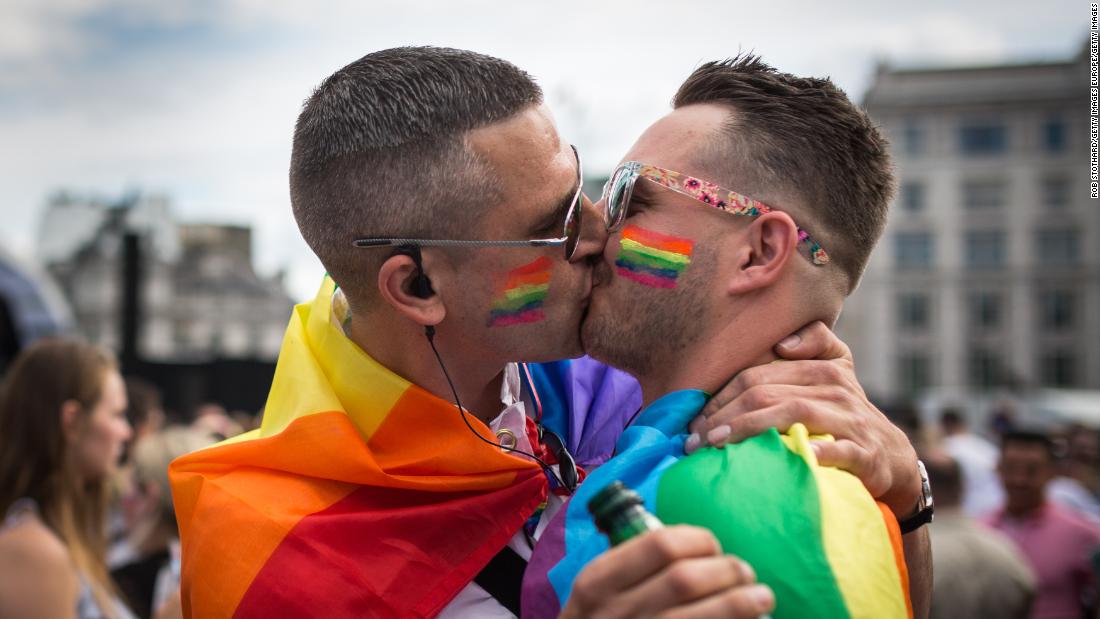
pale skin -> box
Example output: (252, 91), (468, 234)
(0, 370), (141, 619)
(354, 103), (926, 617)
(0, 521), (81, 619)
(575, 103), (930, 618)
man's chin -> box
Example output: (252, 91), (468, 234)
(518, 317), (585, 363)
(579, 283), (609, 348)
(579, 311), (613, 363)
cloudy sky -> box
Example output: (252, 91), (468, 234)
(0, 0), (1084, 301)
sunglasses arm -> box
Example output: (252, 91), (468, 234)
(352, 237), (567, 249)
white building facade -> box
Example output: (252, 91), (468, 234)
(41, 193), (292, 362)
(838, 46), (1099, 403)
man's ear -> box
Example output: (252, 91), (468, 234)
(377, 254), (447, 328)
(60, 399), (82, 444)
(729, 211), (798, 295)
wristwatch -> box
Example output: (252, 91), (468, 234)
(898, 459), (934, 534)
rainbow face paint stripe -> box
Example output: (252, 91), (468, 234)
(615, 225), (693, 289)
(488, 256), (553, 327)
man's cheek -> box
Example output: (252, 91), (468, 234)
(614, 224), (694, 289)
(486, 256), (552, 327)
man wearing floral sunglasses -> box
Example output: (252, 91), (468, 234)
(522, 55), (931, 618)
(171, 47), (926, 618)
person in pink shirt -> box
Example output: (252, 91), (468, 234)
(985, 430), (1100, 619)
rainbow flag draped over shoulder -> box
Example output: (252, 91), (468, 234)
(524, 357), (642, 470)
(169, 277), (548, 618)
(522, 390), (912, 619)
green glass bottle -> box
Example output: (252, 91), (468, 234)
(587, 480), (664, 546)
(588, 480), (773, 619)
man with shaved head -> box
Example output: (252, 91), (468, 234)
(172, 47), (928, 618)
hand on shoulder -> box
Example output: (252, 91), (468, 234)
(688, 320), (922, 517)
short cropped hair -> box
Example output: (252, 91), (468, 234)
(940, 408), (965, 432)
(673, 55), (895, 291)
(922, 453), (963, 507)
(1001, 430), (1056, 461)
(290, 46), (543, 303)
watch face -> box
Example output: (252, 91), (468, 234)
(917, 459), (934, 509)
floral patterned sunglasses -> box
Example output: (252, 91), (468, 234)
(602, 161), (829, 266)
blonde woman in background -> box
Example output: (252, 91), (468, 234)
(113, 427), (214, 618)
(0, 338), (135, 619)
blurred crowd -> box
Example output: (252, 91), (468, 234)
(0, 337), (259, 619)
(0, 336), (1098, 618)
(899, 404), (1100, 619)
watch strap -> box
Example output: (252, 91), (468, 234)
(898, 504), (934, 534)
(898, 459), (934, 534)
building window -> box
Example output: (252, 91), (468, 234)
(895, 232), (934, 270)
(901, 182), (925, 212)
(897, 352), (931, 395)
(965, 230), (1005, 270)
(1035, 228), (1080, 266)
(961, 179), (1004, 209)
(1043, 117), (1066, 153)
(968, 347), (1002, 389)
(897, 292), (930, 331)
(902, 119), (924, 156)
(172, 319), (190, 348)
(959, 121), (1007, 155)
(1041, 177), (1069, 208)
(1039, 350), (1076, 387)
(967, 291), (1002, 331)
(1038, 290), (1076, 331)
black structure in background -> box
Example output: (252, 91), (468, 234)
(125, 358), (275, 423)
(117, 232), (276, 423)
(120, 233), (141, 370)
(0, 297), (19, 375)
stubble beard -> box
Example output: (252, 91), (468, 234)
(582, 264), (709, 380)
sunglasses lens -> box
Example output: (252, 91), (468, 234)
(607, 168), (632, 230)
(541, 427), (577, 491)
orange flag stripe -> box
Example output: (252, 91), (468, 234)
(503, 270), (552, 290)
(171, 413), (365, 617)
(621, 225), (694, 254)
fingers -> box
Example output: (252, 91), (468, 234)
(572, 526), (722, 599)
(697, 359), (858, 422)
(695, 384), (856, 440)
(773, 321), (852, 362)
(657, 583), (775, 619)
(567, 527), (770, 619)
(719, 403), (819, 446)
(810, 439), (887, 497)
(623, 555), (760, 614)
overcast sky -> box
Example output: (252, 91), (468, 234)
(0, 0), (1084, 301)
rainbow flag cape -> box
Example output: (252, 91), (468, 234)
(524, 357), (642, 470)
(169, 277), (550, 618)
(522, 390), (912, 619)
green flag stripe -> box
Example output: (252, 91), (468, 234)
(655, 429), (851, 619)
(492, 289), (548, 312)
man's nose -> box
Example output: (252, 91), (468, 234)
(569, 194), (609, 264)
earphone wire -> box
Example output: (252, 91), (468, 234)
(403, 241), (571, 492)
(424, 330), (572, 492)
